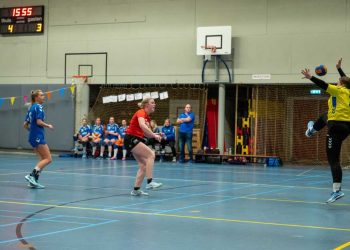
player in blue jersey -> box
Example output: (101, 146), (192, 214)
(104, 117), (120, 159)
(91, 117), (105, 159)
(112, 119), (128, 160)
(78, 118), (91, 158)
(161, 119), (177, 162)
(23, 90), (54, 188)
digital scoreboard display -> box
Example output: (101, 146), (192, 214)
(0, 6), (44, 35)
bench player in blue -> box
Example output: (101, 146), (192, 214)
(104, 116), (120, 159)
(23, 90), (54, 188)
(91, 117), (105, 159)
(78, 118), (91, 158)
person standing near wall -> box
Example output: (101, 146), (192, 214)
(23, 90), (54, 188)
(124, 98), (163, 196)
(177, 104), (195, 163)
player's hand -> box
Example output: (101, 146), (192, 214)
(336, 58), (343, 69)
(47, 124), (54, 130)
(154, 133), (162, 142)
(301, 68), (312, 79)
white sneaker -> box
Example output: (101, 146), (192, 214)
(131, 190), (149, 196)
(172, 157), (177, 162)
(305, 121), (316, 137)
(146, 181), (163, 189)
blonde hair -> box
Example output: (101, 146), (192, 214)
(31, 90), (42, 104)
(138, 97), (153, 108)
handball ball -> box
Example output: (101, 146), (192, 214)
(315, 65), (327, 76)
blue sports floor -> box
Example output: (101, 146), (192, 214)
(0, 154), (350, 250)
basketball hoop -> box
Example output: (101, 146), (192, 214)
(72, 75), (88, 83)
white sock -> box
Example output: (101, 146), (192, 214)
(333, 183), (341, 192)
(92, 147), (96, 155)
(34, 166), (41, 172)
(108, 152), (111, 158)
(114, 148), (118, 158)
(83, 146), (86, 154)
(123, 149), (126, 158)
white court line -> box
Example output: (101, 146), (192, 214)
(0, 172), (28, 176)
(296, 168), (314, 176)
(43, 170), (343, 191)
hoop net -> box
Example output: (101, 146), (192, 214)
(72, 75), (88, 84)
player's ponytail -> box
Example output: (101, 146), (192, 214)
(138, 97), (153, 108)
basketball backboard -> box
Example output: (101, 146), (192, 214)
(196, 26), (232, 56)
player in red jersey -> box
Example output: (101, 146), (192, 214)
(124, 97), (163, 196)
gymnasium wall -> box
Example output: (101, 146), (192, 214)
(1, 0), (350, 85)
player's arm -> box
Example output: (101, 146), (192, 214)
(301, 68), (328, 90)
(336, 58), (346, 77)
(138, 117), (161, 141)
(37, 119), (54, 129)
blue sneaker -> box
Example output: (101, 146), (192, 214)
(326, 191), (344, 203)
(305, 121), (316, 137)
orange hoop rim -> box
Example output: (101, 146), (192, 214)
(72, 75), (89, 83)
(201, 45), (217, 53)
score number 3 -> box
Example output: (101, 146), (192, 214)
(36, 23), (42, 32)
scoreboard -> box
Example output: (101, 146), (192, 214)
(0, 6), (44, 35)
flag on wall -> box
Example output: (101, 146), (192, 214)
(23, 95), (28, 103)
(46, 91), (52, 100)
(10, 97), (16, 106)
(0, 98), (4, 107)
(70, 85), (75, 95)
(59, 88), (65, 97)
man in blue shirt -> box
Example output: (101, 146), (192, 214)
(177, 104), (195, 163)
(78, 118), (91, 158)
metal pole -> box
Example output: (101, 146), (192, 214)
(217, 83), (225, 153)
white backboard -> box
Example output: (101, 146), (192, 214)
(196, 26), (232, 55)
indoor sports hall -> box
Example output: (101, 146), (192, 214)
(1, 1), (350, 250)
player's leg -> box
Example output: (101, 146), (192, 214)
(325, 121), (349, 203)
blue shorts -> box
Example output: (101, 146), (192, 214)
(29, 136), (46, 148)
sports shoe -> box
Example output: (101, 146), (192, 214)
(122, 157), (126, 161)
(110, 156), (116, 160)
(305, 121), (316, 137)
(131, 190), (149, 196)
(326, 191), (344, 203)
(25, 174), (38, 186)
(82, 154), (87, 159)
(172, 157), (177, 162)
(146, 181), (163, 189)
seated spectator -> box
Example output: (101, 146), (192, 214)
(112, 119), (128, 160)
(104, 117), (120, 159)
(91, 117), (104, 159)
(161, 119), (177, 162)
(77, 118), (91, 158)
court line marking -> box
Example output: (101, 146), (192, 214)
(0, 200), (349, 234)
(0, 216), (61, 228)
(0, 209), (112, 221)
(243, 197), (350, 207)
(42, 170), (350, 191)
(334, 241), (350, 250)
(156, 187), (292, 214)
(0, 172), (28, 176)
(297, 168), (314, 176)
(104, 184), (257, 210)
(0, 220), (118, 244)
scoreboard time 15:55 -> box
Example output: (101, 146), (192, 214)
(0, 6), (44, 35)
